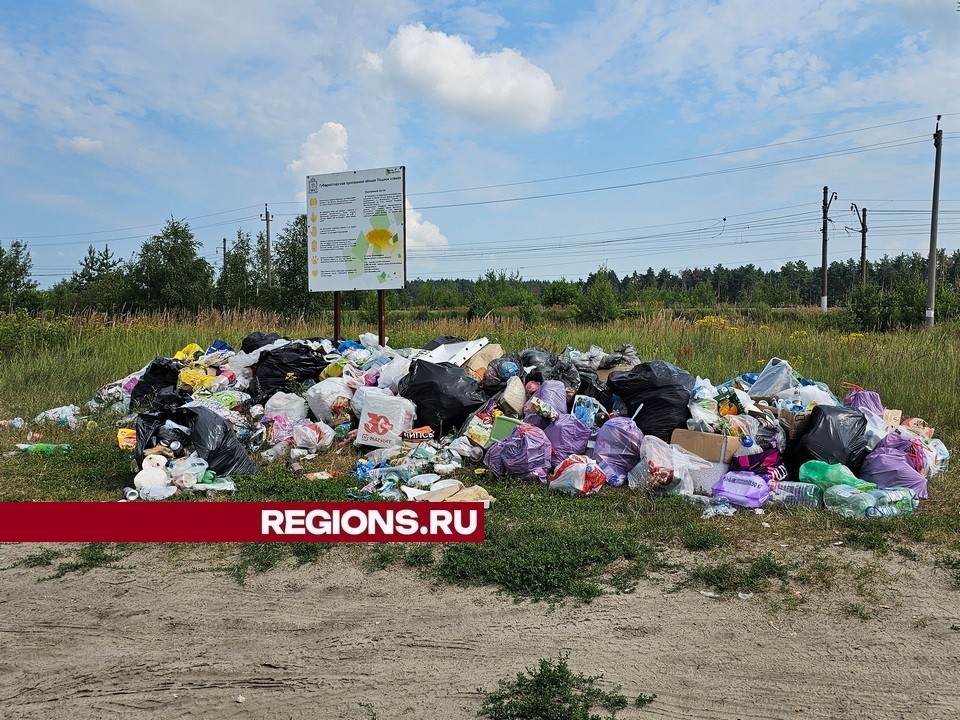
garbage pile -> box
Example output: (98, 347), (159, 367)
(63, 332), (947, 516)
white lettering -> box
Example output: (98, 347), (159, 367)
(430, 509), (454, 535)
(286, 509), (306, 535)
(261, 509), (284, 535)
(368, 510), (393, 535)
(306, 509), (331, 534)
(394, 509), (419, 535)
(341, 509), (367, 534)
(453, 509), (479, 536)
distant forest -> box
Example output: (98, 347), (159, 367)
(3, 215), (959, 331)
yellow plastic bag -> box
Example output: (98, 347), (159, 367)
(179, 366), (217, 390)
(174, 343), (204, 361)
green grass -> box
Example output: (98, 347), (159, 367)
(477, 654), (637, 720)
(0, 310), (958, 602)
(684, 553), (792, 595)
(45, 543), (126, 579)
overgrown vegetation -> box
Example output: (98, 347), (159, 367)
(477, 654), (641, 720)
(0, 311), (958, 604)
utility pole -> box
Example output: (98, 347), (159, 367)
(851, 204), (868, 287)
(925, 116), (944, 327)
(261, 203), (274, 288)
(821, 185), (837, 311)
(221, 237), (227, 282)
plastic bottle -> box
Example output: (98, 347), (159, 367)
(929, 439), (949, 473)
(767, 481), (823, 508)
(262, 441), (291, 463)
(16, 443), (71, 455)
(865, 488), (918, 519)
(823, 485), (878, 519)
(733, 436), (763, 457)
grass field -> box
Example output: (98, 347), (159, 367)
(1, 308), (958, 604)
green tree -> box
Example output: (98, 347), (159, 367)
(541, 279), (581, 306)
(0, 240), (38, 309)
(576, 265), (621, 323)
(127, 217), (214, 310)
(217, 229), (258, 308)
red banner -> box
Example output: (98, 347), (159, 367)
(0, 502), (485, 543)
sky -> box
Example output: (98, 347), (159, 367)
(1, 0), (959, 289)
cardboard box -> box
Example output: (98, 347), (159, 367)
(778, 409), (810, 440)
(670, 428), (742, 463)
(463, 343), (504, 379)
(883, 409), (903, 427)
(597, 365), (634, 383)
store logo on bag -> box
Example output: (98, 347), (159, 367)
(363, 413), (394, 436)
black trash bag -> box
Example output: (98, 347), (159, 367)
(398, 360), (487, 437)
(481, 353), (524, 396)
(240, 331), (284, 355)
(787, 405), (869, 478)
(151, 388), (190, 413)
(599, 343), (640, 369)
(130, 357), (184, 409)
(422, 335), (466, 351)
(577, 369), (613, 411)
(135, 406), (260, 476)
(541, 356), (581, 396)
(248, 342), (328, 403)
(607, 360), (695, 441)
(520, 347), (558, 383)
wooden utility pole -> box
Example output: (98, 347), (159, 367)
(925, 116), (944, 327)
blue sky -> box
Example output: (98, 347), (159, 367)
(1, 0), (958, 288)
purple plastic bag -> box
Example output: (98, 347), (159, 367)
(876, 432), (927, 473)
(590, 416), (644, 487)
(523, 380), (568, 429)
(859, 446), (928, 499)
(712, 471), (770, 508)
(483, 424), (553, 482)
(843, 386), (885, 425)
(543, 414), (591, 467)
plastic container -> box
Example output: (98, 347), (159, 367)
(16, 443), (71, 455)
(865, 488), (918, 518)
(733, 436), (763, 458)
(929, 439), (949, 474)
(767, 481), (822, 508)
(823, 485), (877, 519)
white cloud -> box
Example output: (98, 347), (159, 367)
(405, 199), (449, 251)
(370, 23), (561, 130)
(287, 122), (349, 176)
(55, 136), (105, 154)
(448, 5), (507, 44)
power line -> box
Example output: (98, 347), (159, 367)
(410, 115), (942, 197)
(416, 136), (930, 210)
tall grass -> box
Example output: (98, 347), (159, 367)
(2, 309), (958, 448)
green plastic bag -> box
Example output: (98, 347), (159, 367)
(798, 460), (876, 491)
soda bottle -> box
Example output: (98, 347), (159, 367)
(823, 485), (877, 519)
(16, 443), (71, 454)
(865, 488), (918, 519)
(768, 481), (823, 508)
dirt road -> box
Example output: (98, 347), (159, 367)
(2, 543), (959, 719)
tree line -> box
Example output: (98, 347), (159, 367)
(2, 214), (959, 331)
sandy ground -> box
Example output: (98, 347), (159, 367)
(1, 543), (959, 720)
